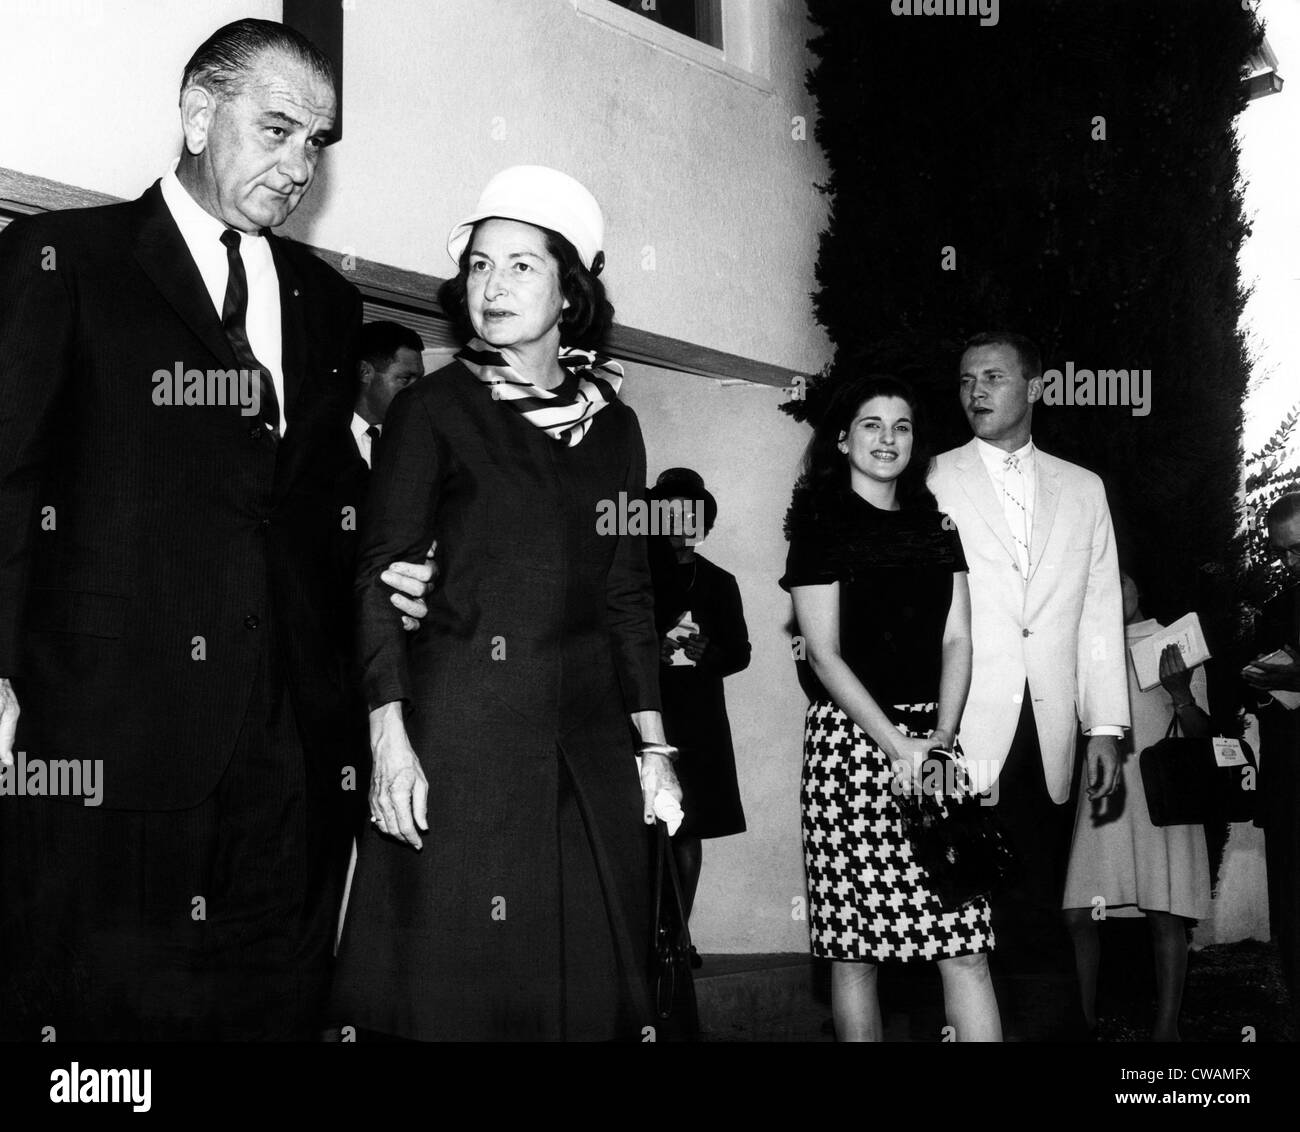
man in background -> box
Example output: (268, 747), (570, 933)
(1243, 492), (1300, 1034)
(351, 320), (424, 468)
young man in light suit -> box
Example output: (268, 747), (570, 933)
(928, 331), (1128, 1040)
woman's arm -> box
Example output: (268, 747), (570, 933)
(356, 387), (442, 849)
(603, 413), (661, 716)
(792, 582), (933, 771)
(931, 571), (972, 749)
(355, 388), (443, 712)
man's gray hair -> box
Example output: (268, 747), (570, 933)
(179, 18), (335, 103)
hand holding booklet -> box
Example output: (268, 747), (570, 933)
(1128, 612), (1211, 692)
(666, 611), (699, 667)
(1243, 646), (1300, 710)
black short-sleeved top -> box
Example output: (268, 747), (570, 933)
(779, 488), (967, 713)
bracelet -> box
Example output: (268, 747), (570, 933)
(638, 742), (680, 761)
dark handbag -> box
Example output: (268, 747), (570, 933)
(1139, 714), (1257, 826)
(893, 749), (1019, 912)
(648, 819), (700, 1040)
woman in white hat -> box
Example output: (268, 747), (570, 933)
(333, 166), (681, 1041)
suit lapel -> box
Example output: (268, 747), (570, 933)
(1028, 453), (1062, 583)
(131, 182), (238, 370)
(953, 439), (1019, 567)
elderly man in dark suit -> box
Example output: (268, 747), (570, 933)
(0, 18), (429, 1041)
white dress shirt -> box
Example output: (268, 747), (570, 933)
(351, 412), (377, 469)
(974, 436), (1036, 539)
(159, 168), (287, 434)
(974, 437), (1121, 738)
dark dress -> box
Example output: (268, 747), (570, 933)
(332, 360), (660, 1041)
(650, 548), (750, 839)
(780, 488), (993, 962)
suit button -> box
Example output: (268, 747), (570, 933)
(244, 615), (260, 630)
(1022, 628), (1031, 637)
(259, 518), (271, 529)
(248, 425), (263, 441)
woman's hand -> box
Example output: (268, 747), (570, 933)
(927, 726), (955, 751)
(368, 702), (429, 850)
(1158, 643), (1194, 702)
(681, 632), (710, 664)
(887, 733), (939, 792)
(640, 752), (683, 825)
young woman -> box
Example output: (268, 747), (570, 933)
(780, 374), (1000, 1041)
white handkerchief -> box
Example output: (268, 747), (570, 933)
(635, 756), (685, 836)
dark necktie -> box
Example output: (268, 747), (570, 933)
(219, 229), (281, 439)
(365, 424), (381, 441)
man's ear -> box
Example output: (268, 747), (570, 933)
(357, 360), (375, 388)
(1026, 374), (1044, 405)
(179, 85), (216, 156)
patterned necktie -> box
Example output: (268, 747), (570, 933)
(1003, 453), (1031, 577)
(219, 229), (281, 439)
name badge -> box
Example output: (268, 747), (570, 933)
(1212, 738), (1247, 768)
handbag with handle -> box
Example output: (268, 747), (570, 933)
(648, 818), (700, 1040)
(1139, 714), (1257, 826)
(892, 748), (1019, 912)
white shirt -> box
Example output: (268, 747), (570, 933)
(351, 412), (378, 469)
(974, 436), (1036, 526)
(974, 437), (1122, 738)
(159, 168), (287, 434)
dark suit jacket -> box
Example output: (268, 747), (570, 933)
(0, 182), (363, 809)
(1254, 586), (1300, 833)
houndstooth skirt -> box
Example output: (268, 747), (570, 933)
(800, 699), (994, 963)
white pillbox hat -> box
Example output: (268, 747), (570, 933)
(446, 165), (605, 272)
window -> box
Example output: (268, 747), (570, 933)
(607, 0), (723, 50)
(575, 0), (771, 91)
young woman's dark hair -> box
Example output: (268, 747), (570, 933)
(437, 222), (615, 349)
(786, 373), (937, 533)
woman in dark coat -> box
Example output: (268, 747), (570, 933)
(333, 166), (682, 1041)
(648, 469), (750, 921)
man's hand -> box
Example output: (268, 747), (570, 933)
(368, 702), (428, 850)
(659, 637), (679, 664)
(0, 677), (18, 768)
(382, 539), (437, 632)
(1084, 734), (1121, 799)
(1242, 649), (1300, 693)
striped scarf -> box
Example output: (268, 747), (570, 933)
(455, 339), (624, 447)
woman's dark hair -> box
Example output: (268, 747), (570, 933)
(786, 373), (937, 530)
(437, 222), (615, 349)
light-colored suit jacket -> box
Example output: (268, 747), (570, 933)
(929, 439), (1129, 802)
